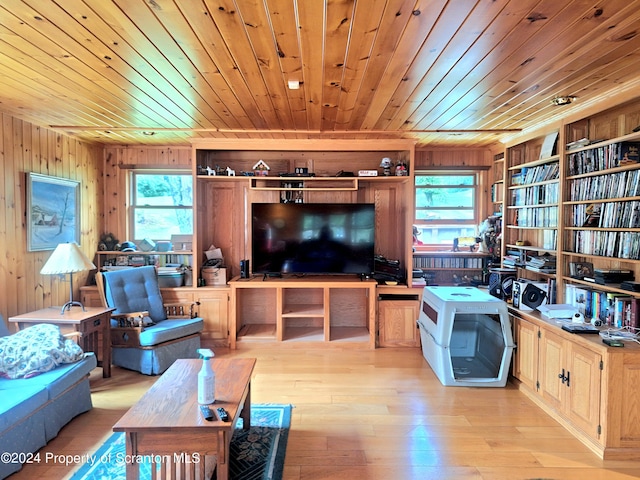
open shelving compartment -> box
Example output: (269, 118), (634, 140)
(281, 287), (326, 342)
(328, 287), (371, 342)
(229, 276), (377, 348)
(234, 287), (278, 342)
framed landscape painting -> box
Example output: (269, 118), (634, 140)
(27, 173), (81, 251)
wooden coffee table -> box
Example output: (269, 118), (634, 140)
(113, 358), (256, 480)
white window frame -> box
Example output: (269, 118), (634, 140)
(129, 170), (193, 242)
(413, 170), (481, 247)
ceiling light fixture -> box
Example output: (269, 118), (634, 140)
(287, 80), (300, 90)
(142, 131), (155, 135)
(551, 95), (577, 106)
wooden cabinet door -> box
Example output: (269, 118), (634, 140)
(512, 316), (538, 391)
(538, 329), (565, 411)
(197, 290), (229, 344)
(378, 300), (420, 347)
(538, 328), (602, 440)
(565, 343), (602, 440)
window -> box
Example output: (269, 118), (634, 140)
(130, 171), (193, 241)
(414, 171), (479, 246)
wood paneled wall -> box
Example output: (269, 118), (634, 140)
(415, 148), (492, 169)
(0, 114), (103, 327)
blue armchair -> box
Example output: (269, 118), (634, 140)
(97, 266), (204, 375)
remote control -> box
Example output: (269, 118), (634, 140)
(216, 407), (230, 422)
(200, 405), (214, 421)
(603, 338), (625, 347)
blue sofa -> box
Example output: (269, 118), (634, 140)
(0, 317), (97, 479)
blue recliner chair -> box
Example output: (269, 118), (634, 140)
(97, 266), (204, 375)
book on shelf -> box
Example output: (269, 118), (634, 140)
(540, 132), (559, 159)
(618, 142), (640, 165)
(566, 138), (591, 151)
(613, 296), (640, 328)
(629, 298), (640, 328)
(582, 204), (601, 227)
(614, 295), (632, 328)
(511, 172), (523, 186)
(502, 250), (524, 268)
(546, 277), (557, 304)
(565, 283), (635, 326)
(565, 284), (590, 316)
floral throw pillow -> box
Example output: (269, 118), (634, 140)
(0, 323), (84, 379)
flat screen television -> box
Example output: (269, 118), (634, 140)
(251, 203), (375, 276)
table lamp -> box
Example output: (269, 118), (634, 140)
(40, 242), (96, 314)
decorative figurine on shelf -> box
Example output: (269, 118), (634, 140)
(395, 161), (408, 176)
(99, 232), (119, 251)
(452, 236), (478, 252)
(226, 166), (236, 176)
(205, 166), (216, 176)
(380, 157), (393, 176)
(252, 159), (270, 176)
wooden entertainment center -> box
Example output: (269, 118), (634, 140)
(189, 139), (418, 348)
(190, 138), (416, 285)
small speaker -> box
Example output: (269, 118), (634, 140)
(521, 283), (547, 310)
(488, 269), (516, 300)
(240, 259), (250, 278)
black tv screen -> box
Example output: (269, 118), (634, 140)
(252, 203), (375, 275)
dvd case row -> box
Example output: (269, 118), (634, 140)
(567, 142), (640, 176)
(513, 206), (558, 228)
(511, 182), (558, 206)
(567, 168), (640, 202)
(571, 230), (640, 259)
(511, 162), (559, 185)
(412, 256), (485, 269)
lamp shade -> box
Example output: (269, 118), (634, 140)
(40, 242), (96, 275)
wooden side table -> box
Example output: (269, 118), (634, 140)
(9, 306), (114, 378)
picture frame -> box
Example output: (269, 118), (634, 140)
(27, 172), (80, 251)
(569, 261), (594, 279)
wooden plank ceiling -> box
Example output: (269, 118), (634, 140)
(1, 0), (640, 147)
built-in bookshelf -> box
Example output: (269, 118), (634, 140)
(503, 132), (559, 284)
(561, 100), (640, 319)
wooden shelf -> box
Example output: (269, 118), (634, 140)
(282, 304), (324, 317)
(250, 177), (359, 191)
(236, 324), (276, 342)
(507, 154), (560, 170)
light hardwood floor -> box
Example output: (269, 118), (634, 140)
(8, 345), (640, 480)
